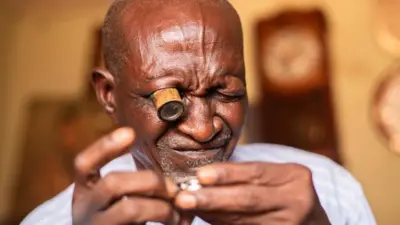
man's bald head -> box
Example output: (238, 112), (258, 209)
(101, 0), (242, 77)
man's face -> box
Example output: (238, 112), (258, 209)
(102, 4), (247, 182)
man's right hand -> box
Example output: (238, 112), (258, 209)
(71, 127), (180, 225)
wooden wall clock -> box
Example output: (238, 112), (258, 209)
(253, 9), (341, 163)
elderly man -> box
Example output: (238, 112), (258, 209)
(22, 0), (376, 224)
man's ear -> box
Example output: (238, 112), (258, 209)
(92, 69), (116, 116)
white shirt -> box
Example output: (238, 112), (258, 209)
(21, 144), (376, 225)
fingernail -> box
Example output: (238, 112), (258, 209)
(176, 192), (197, 209)
(197, 167), (218, 185)
(111, 127), (134, 143)
(165, 178), (179, 198)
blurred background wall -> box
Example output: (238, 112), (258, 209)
(0, 0), (399, 224)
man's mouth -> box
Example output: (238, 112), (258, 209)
(171, 147), (224, 160)
(155, 129), (232, 171)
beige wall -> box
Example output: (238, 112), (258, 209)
(0, 0), (399, 224)
(0, 3), (110, 219)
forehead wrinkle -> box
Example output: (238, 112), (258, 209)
(150, 19), (234, 81)
(141, 44), (232, 79)
(139, 37), (242, 81)
(141, 53), (196, 80)
(202, 26), (222, 78)
(196, 3), (207, 73)
(142, 26), (227, 80)
(152, 24), (226, 70)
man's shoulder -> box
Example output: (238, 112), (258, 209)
(231, 144), (364, 197)
(232, 144), (374, 223)
(232, 143), (348, 174)
(232, 143), (360, 188)
(232, 143), (337, 165)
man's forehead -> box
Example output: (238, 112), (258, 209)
(113, 0), (244, 80)
(119, 0), (241, 43)
(138, 21), (242, 74)
(123, 16), (242, 61)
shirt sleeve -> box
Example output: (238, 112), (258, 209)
(20, 185), (74, 225)
(333, 166), (377, 225)
(346, 184), (377, 225)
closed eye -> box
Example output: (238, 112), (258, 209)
(212, 91), (245, 102)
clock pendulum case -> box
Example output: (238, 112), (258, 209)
(253, 9), (341, 163)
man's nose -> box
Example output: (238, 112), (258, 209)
(177, 97), (223, 143)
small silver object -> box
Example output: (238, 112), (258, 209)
(178, 179), (202, 191)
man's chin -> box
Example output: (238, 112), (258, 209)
(158, 147), (228, 183)
(165, 172), (198, 183)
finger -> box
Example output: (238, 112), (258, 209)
(194, 211), (263, 225)
(176, 214), (195, 225)
(74, 127), (135, 185)
(91, 196), (177, 225)
(174, 185), (286, 212)
(89, 171), (178, 210)
(196, 162), (304, 186)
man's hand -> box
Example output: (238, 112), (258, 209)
(174, 162), (331, 225)
(71, 127), (180, 225)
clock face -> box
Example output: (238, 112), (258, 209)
(262, 27), (323, 91)
(373, 63), (400, 154)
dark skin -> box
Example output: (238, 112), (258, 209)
(72, 0), (331, 224)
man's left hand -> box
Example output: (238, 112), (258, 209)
(175, 162), (331, 225)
